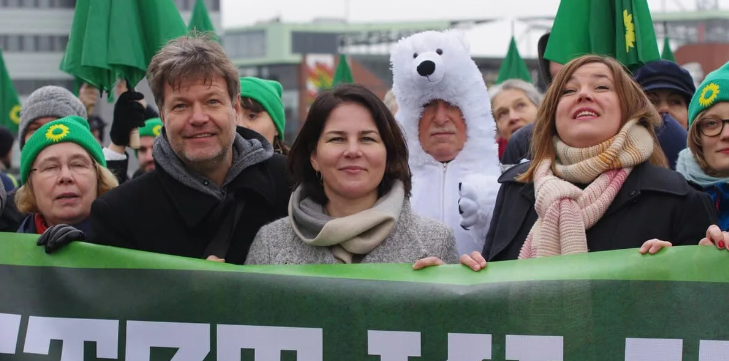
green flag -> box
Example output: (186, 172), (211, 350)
(188, 0), (218, 42)
(332, 54), (354, 86)
(544, 0), (660, 70)
(61, 0), (188, 93)
(0, 49), (21, 134)
(661, 37), (676, 62)
(496, 36), (532, 84)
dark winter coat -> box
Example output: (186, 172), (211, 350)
(483, 161), (716, 261)
(87, 129), (292, 265)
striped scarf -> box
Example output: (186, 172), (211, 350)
(518, 118), (655, 259)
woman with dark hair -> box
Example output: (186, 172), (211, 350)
(246, 84), (465, 268)
(482, 55), (715, 261)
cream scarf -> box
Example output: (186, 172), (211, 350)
(289, 181), (405, 264)
(518, 119), (655, 259)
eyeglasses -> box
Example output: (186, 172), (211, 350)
(698, 118), (729, 137)
(31, 160), (95, 180)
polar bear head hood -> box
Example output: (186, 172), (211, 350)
(391, 30), (499, 172)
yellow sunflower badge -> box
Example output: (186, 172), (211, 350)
(9, 104), (21, 125)
(45, 124), (70, 142)
(699, 83), (720, 107)
(623, 10), (636, 53)
(152, 125), (162, 137)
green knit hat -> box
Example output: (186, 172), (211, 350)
(20, 116), (106, 184)
(688, 61), (729, 128)
(240, 77), (285, 140)
(139, 117), (163, 138)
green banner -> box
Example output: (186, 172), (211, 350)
(1, 232), (729, 360)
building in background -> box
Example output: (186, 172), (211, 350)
(0, 0), (222, 171)
(223, 19), (517, 141)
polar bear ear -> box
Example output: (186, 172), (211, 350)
(446, 29), (470, 53)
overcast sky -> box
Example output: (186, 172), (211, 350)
(220, 0), (729, 57)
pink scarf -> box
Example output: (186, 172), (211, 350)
(518, 119), (655, 259)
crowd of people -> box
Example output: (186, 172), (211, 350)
(1, 28), (729, 270)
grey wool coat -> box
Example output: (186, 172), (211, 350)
(245, 201), (459, 265)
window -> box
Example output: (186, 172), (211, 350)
(12, 79), (75, 96)
(291, 32), (340, 54)
(224, 31), (266, 59)
(37, 35), (51, 51)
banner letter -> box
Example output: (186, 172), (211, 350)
(625, 338), (682, 361)
(217, 325), (322, 361)
(0, 313), (21, 354)
(505, 335), (563, 361)
(448, 333), (491, 361)
(126, 321), (210, 361)
(368, 330), (420, 361)
(699, 340), (729, 360)
(23, 316), (118, 361)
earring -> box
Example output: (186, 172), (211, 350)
(316, 171), (323, 184)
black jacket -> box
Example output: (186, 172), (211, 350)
(87, 140), (292, 265)
(0, 191), (23, 232)
(483, 161), (716, 261)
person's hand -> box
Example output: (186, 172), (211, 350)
(78, 83), (99, 114)
(699, 225), (729, 251)
(37, 224), (85, 254)
(110, 91), (146, 147)
(459, 251), (487, 271)
(206, 255), (225, 262)
(639, 239), (673, 255)
(412, 257), (445, 270)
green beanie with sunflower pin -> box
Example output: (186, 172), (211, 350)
(688, 61), (729, 128)
(138, 117), (163, 139)
(20, 116), (106, 184)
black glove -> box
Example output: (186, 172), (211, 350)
(110, 90), (146, 147)
(37, 224), (85, 254)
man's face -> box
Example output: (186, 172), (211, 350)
(137, 136), (156, 172)
(418, 100), (467, 162)
(160, 76), (237, 170)
(647, 89), (689, 129)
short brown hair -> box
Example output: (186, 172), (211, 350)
(288, 84), (411, 205)
(519, 55), (668, 182)
(147, 31), (240, 112)
(15, 163), (119, 214)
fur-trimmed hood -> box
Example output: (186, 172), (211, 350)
(390, 29), (500, 175)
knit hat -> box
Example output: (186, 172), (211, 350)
(240, 77), (285, 140)
(20, 116), (105, 184)
(688, 61), (729, 128)
(19, 86), (87, 149)
(633, 60), (696, 104)
(138, 118), (163, 138)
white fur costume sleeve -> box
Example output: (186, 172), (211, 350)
(390, 30), (501, 254)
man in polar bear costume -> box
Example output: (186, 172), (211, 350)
(390, 30), (501, 255)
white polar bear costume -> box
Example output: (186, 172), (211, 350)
(391, 30), (501, 255)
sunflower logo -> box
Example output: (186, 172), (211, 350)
(152, 125), (162, 137)
(699, 83), (720, 107)
(623, 10), (636, 52)
(9, 105), (20, 125)
(45, 124), (70, 142)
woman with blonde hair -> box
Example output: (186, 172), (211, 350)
(16, 116), (118, 249)
(482, 55), (715, 261)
